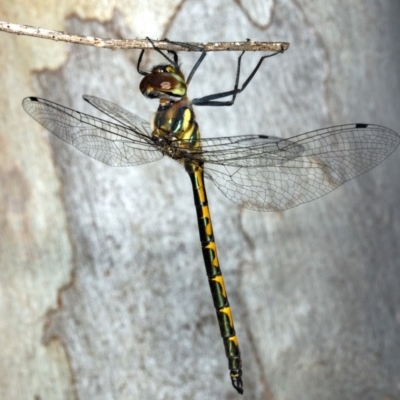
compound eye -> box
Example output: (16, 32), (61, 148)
(140, 72), (187, 99)
(151, 74), (176, 91)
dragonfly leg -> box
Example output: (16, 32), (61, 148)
(192, 45), (284, 107)
(137, 38), (207, 85)
(137, 37), (180, 75)
(137, 48), (147, 76)
(162, 39), (207, 85)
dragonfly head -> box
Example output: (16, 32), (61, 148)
(140, 64), (187, 102)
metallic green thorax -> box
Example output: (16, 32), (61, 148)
(141, 65), (243, 393)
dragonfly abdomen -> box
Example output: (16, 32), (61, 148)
(187, 163), (243, 394)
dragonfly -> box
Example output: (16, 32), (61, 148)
(22, 38), (400, 395)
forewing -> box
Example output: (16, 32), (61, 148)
(185, 134), (304, 167)
(22, 97), (163, 167)
(83, 95), (152, 135)
(203, 124), (400, 211)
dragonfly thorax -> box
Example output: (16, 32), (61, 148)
(140, 64), (187, 101)
(151, 97), (202, 163)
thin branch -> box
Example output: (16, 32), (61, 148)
(0, 20), (290, 52)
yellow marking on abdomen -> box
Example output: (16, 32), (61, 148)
(194, 170), (206, 203)
(211, 275), (227, 298)
(205, 242), (219, 267)
(220, 306), (234, 328)
(201, 206), (212, 237)
(228, 335), (239, 348)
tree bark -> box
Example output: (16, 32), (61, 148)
(1, 1), (399, 399)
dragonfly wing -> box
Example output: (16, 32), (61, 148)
(203, 124), (400, 211)
(22, 97), (163, 167)
(83, 95), (152, 135)
(187, 135), (304, 167)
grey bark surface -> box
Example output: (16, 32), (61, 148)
(1, 1), (400, 400)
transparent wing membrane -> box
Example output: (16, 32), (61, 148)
(83, 95), (152, 133)
(23, 96), (399, 210)
(202, 124), (400, 211)
(182, 135), (305, 167)
(22, 97), (163, 167)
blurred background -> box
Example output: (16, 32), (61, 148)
(1, 1), (400, 399)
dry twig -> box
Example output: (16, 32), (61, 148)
(0, 20), (289, 52)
